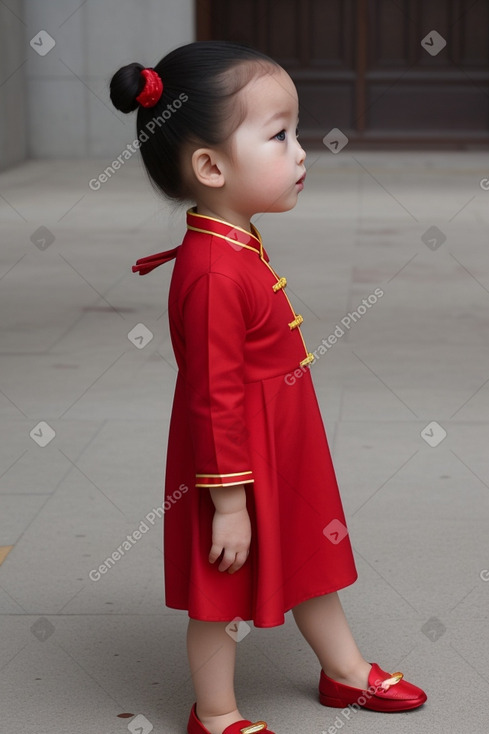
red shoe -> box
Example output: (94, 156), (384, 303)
(187, 703), (275, 734)
(319, 663), (427, 712)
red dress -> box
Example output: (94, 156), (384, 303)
(132, 209), (357, 627)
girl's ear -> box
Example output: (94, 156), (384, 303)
(191, 148), (226, 189)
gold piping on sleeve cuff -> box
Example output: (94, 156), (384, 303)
(195, 470), (254, 488)
(195, 478), (255, 488)
(195, 471), (253, 478)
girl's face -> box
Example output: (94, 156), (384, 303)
(220, 65), (306, 220)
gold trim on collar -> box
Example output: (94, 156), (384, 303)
(186, 208), (263, 257)
(188, 208), (260, 241)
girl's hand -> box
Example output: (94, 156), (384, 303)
(209, 507), (251, 574)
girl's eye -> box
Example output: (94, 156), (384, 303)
(296, 127), (300, 139)
(274, 130), (286, 141)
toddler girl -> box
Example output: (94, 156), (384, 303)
(110, 40), (427, 734)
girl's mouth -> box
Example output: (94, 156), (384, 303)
(296, 173), (306, 190)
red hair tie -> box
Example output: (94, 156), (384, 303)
(136, 68), (163, 108)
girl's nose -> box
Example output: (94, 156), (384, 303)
(297, 141), (306, 164)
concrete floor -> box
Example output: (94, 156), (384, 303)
(1, 151), (489, 733)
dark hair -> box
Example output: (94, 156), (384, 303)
(109, 40), (279, 201)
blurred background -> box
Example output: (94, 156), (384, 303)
(1, 3), (488, 734)
(1, 0), (488, 167)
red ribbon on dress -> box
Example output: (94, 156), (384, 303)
(131, 247), (179, 275)
(136, 68), (163, 108)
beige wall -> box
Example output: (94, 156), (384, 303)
(0, 0), (27, 171)
(0, 0), (194, 169)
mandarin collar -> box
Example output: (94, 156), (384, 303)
(132, 208), (267, 276)
(186, 208), (266, 260)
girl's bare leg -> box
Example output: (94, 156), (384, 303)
(187, 618), (244, 734)
(292, 592), (372, 689)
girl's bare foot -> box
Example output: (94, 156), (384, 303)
(196, 706), (244, 734)
(323, 660), (373, 690)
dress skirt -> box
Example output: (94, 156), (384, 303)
(163, 366), (357, 628)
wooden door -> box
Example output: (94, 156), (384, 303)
(196, 0), (489, 147)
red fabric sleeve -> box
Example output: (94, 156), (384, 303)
(182, 272), (254, 488)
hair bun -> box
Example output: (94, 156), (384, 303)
(110, 62), (145, 113)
